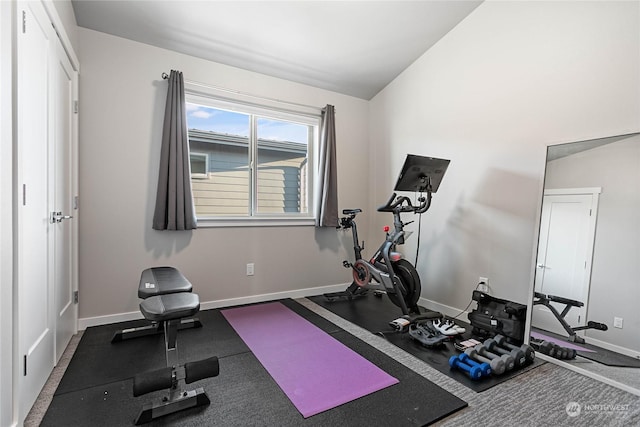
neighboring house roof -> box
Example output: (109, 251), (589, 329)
(188, 129), (307, 154)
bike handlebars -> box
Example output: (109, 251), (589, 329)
(377, 192), (432, 214)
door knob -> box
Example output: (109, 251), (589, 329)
(50, 211), (73, 223)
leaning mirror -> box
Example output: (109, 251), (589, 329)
(529, 131), (640, 396)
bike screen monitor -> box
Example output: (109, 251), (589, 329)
(394, 154), (450, 193)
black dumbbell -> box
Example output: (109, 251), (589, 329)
(448, 355), (483, 380)
(458, 353), (491, 376)
(485, 338), (526, 367)
(555, 345), (568, 359)
(476, 344), (515, 371)
(536, 341), (557, 357)
(494, 335), (535, 363)
(464, 347), (505, 375)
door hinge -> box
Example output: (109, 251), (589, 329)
(22, 184), (26, 206)
(73, 196), (79, 210)
(24, 354), (27, 376)
(22, 10), (26, 34)
(74, 290), (79, 304)
(73, 100), (78, 114)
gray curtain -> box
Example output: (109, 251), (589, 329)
(315, 105), (339, 227)
(152, 70), (197, 230)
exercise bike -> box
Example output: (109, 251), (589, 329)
(324, 193), (429, 315)
(324, 154), (451, 316)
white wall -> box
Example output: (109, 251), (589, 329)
(545, 134), (640, 352)
(369, 1), (640, 316)
(50, 0), (77, 51)
(76, 28), (370, 323)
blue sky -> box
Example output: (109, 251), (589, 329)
(186, 103), (308, 144)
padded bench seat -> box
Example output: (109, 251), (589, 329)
(111, 267), (202, 343)
(140, 293), (200, 323)
(139, 267), (193, 299)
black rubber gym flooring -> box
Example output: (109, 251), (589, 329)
(42, 299), (467, 426)
(309, 292), (545, 393)
(531, 327), (640, 368)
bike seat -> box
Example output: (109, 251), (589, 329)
(342, 209), (362, 215)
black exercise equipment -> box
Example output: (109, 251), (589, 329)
(530, 339), (577, 360)
(133, 291), (219, 425)
(112, 267), (202, 343)
(324, 155), (450, 316)
(468, 290), (528, 343)
(533, 292), (608, 344)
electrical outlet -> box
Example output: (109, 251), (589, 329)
(246, 263), (254, 276)
(478, 277), (489, 293)
(614, 317), (623, 329)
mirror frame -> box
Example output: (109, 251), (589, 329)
(524, 131), (640, 398)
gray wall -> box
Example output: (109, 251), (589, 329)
(369, 0), (640, 322)
(545, 134), (640, 352)
(76, 28), (370, 322)
(75, 1), (640, 335)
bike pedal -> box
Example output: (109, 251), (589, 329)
(342, 261), (352, 268)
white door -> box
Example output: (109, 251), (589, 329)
(17, 2), (55, 420)
(51, 31), (78, 363)
(532, 191), (599, 336)
(16, 1), (78, 421)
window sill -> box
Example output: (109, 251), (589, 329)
(196, 216), (316, 228)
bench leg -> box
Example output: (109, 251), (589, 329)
(111, 317), (202, 343)
(134, 387), (210, 425)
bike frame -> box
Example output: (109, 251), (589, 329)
(337, 192), (430, 315)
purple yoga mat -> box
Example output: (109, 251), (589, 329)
(531, 331), (595, 352)
(222, 302), (399, 418)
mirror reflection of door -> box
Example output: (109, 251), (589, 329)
(532, 189), (600, 336)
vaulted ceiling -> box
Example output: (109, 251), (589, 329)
(72, 1), (482, 99)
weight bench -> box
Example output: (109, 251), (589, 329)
(533, 291), (608, 343)
(133, 292), (219, 424)
(111, 267), (202, 343)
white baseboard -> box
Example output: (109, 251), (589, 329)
(78, 282), (349, 330)
(583, 336), (640, 360)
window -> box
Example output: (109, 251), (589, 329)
(189, 152), (208, 178)
(185, 93), (318, 224)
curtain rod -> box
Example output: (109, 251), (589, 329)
(161, 72), (325, 113)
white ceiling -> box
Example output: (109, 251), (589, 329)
(71, 1), (482, 100)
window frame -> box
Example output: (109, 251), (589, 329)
(189, 151), (209, 179)
(185, 88), (319, 228)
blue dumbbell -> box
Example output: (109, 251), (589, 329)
(458, 353), (491, 377)
(448, 355), (482, 380)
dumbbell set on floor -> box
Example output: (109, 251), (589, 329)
(530, 340), (577, 360)
(449, 334), (535, 380)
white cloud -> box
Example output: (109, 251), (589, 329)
(191, 110), (213, 119)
